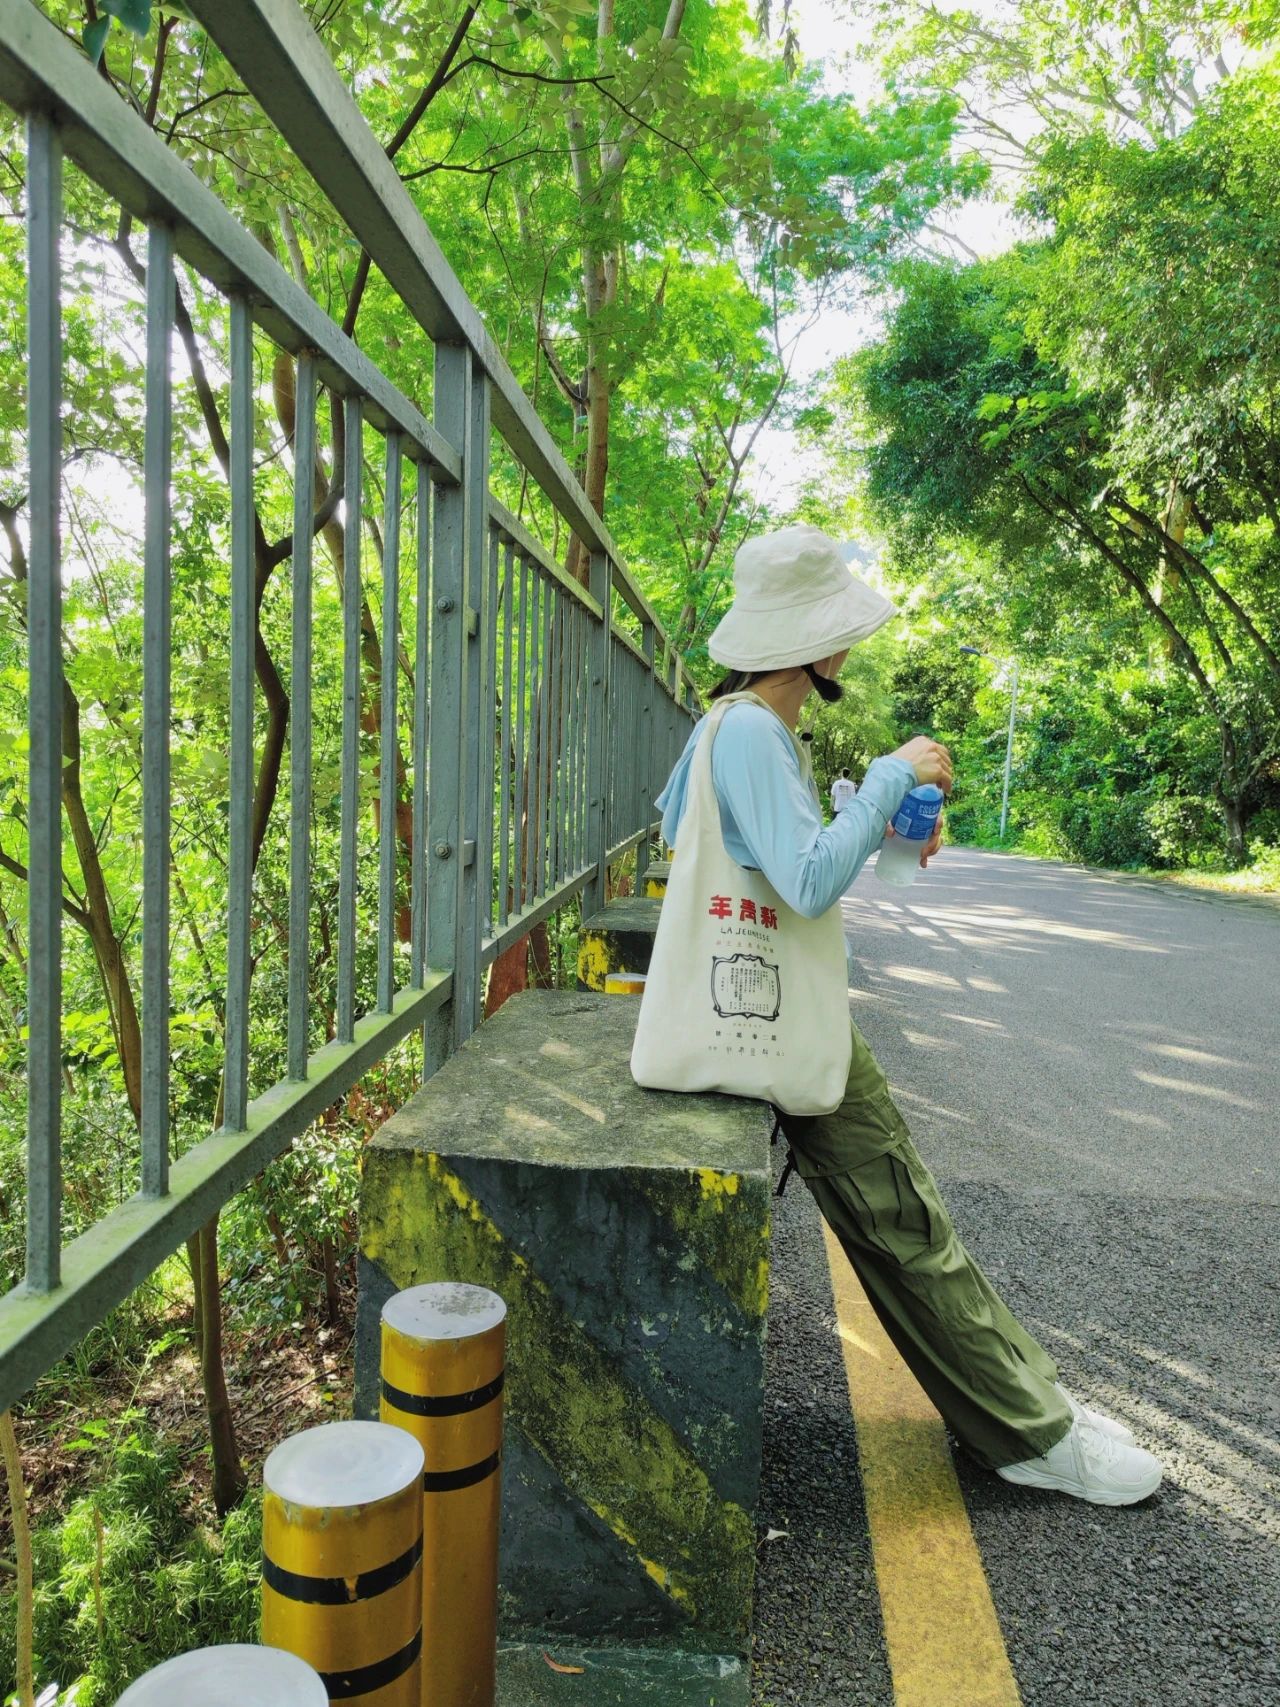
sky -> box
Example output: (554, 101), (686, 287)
(744, 0), (1022, 515)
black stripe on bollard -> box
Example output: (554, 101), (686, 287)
(422, 1449), (501, 1493)
(262, 1535), (424, 1605)
(382, 1370), (505, 1416)
(318, 1627), (423, 1700)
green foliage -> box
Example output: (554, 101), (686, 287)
(85, 1), (156, 68)
(812, 4), (1280, 874)
(0, 1418), (260, 1705)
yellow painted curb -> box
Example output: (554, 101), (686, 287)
(823, 1223), (1022, 1707)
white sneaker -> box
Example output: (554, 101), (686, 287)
(1055, 1382), (1136, 1446)
(997, 1417), (1162, 1506)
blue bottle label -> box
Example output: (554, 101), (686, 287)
(890, 785), (944, 842)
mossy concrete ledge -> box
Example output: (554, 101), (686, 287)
(577, 895), (664, 989)
(356, 990), (770, 1658)
(497, 1641), (748, 1705)
(642, 858), (672, 898)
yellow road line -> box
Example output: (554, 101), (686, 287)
(822, 1222), (1022, 1707)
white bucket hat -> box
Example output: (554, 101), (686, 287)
(707, 525), (897, 671)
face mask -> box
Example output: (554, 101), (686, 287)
(803, 663), (844, 705)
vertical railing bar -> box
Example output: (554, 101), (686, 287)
(522, 565), (537, 909)
(540, 577), (554, 895)
(479, 522), (500, 944)
(224, 294), (255, 1133)
(535, 573), (552, 894)
(573, 602), (585, 873)
(336, 394), (363, 1045)
(607, 639), (619, 857)
(498, 537), (514, 929)
(548, 584), (563, 889)
(377, 430), (402, 1014)
(546, 587), (559, 887)
(565, 600), (578, 875)
(607, 641), (617, 853)
(410, 462), (430, 990)
(141, 219), (174, 1194)
(559, 592), (571, 884)
(586, 612), (595, 869)
(618, 648), (628, 858)
(532, 566), (549, 901)
(25, 112), (62, 1289)
(630, 654), (640, 859)
(579, 604), (590, 873)
(637, 621), (656, 889)
(286, 351), (317, 1081)
(427, 344), (468, 1067)
(515, 549), (529, 921)
(454, 354), (488, 1040)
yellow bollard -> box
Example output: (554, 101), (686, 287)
(262, 1421), (424, 1707)
(604, 971), (648, 994)
(380, 1283), (506, 1707)
(114, 1644), (328, 1705)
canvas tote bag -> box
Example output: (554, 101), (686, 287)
(630, 693), (852, 1115)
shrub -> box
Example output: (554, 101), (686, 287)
(1054, 793), (1157, 868)
(1142, 795), (1227, 868)
(1, 1418), (260, 1706)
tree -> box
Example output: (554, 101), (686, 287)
(827, 236), (1280, 857)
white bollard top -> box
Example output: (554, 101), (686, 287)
(263, 1419), (424, 1508)
(382, 1281), (507, 1343)
(115, 1644), (328, 1706)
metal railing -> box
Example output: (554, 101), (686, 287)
(0, 0), (699, 1414)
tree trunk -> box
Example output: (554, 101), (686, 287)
(321, 1235), (342, 1327)
(196, 1214), (247, 1517)
(529, 922), (554, 988)
(484, 937), (529, 1017)
(1221, 791), (1249, 866)
(274, 354), (415, 940)
(187, 1233), (204, 1365)
(565, 258), (613, 587)
(0, 1410), (33, 1707)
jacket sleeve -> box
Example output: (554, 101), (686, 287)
(711, 707), (916, 917)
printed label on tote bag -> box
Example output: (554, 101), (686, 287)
(711, 952), (781, 1024)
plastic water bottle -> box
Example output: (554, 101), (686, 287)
(875, 784), (944, 887)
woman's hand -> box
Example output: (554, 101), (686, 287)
(919, 815), (945, 868)
(890, 736), (953, 793)
(883, 813), (946, 864)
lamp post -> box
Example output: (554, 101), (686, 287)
(959, 645), (1019, 841)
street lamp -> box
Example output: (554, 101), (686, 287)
(959, 645), (1019, 842)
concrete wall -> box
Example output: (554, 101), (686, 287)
(356, 991), (771, 1656)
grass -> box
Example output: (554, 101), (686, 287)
(1, 1255), (356, 1705)
(1136, 864), (1280, 900)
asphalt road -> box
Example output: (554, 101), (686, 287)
(752, 847), (1280, 1706)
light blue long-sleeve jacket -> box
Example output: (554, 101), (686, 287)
(655, 702), (917, 919)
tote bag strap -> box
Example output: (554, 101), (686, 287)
(685, 692), (806, 834)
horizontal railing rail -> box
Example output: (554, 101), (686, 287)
(0, 0), (699, 1414)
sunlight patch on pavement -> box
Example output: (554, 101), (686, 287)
(940, 1012), (1007, 1031)
(890, 1086), (977, 1126)
(1144, 1042), (1245, 1068)
(882, 964), (963, 989)
(1132, 1071), (1260, 1109)
(1035, 1322), (1280, 1543)
(1105, 1107), (1172, 1131)
(913, 906), (1171, 953)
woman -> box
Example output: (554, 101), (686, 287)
(653, 525), (1161, 1505)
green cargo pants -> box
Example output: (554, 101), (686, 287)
(776, 1022), (1074, 1470)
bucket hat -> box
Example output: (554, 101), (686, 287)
(707, 525), (897, 671)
